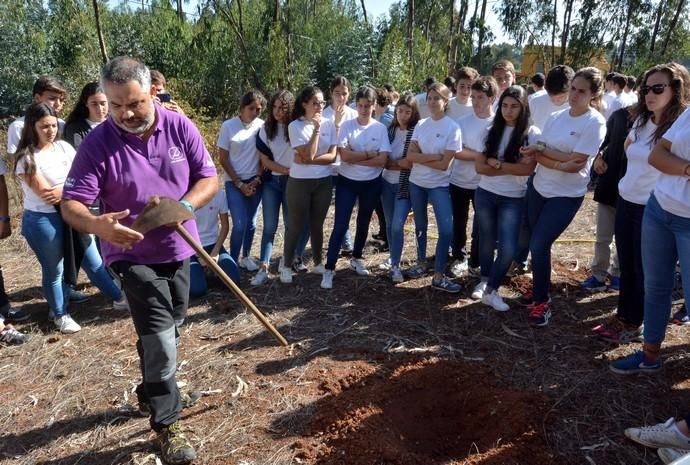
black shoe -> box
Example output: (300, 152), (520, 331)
(138, 390), (201, 417)
(157, 421), (197, 465)
(372, 232), (387, 242)
(1, 306), (30, 322)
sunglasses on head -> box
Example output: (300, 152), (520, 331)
(640, 84), (669, 95)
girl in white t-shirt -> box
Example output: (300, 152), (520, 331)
(406, 82), (462, 293)
(217, 90), (266, 270)
(609, 64), (690, 375)
(321, 87), (391, 289)
(595, 63), (689, 344)
(522, 67), (607, 327)
(251, 90), (309, 286)
(449, 76), (498, 279)
(15, 103), (125, 334)
(474, 85), (539, 312)
(282, 86), (337, 284)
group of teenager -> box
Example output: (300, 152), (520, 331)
(1, 56), (690, 464)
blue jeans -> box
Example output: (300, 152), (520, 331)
(474, 187), (524, 290)
(381, 180), (421, 267)
(259, 175), (308, 264)
(333, 175), (353, 248)
(82, 239), (123, 301)
(225, 180), (262, 261)
(527, 184), (583, 303)
(22, 210), (70, 317)
(190, 245), (241, 298)
(409, 182), (453, 273)
(326, 175), (382, 269)
(641, 194), (690, 345)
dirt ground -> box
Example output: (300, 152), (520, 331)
(1, 187), (689, 465)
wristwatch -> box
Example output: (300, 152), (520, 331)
(535, 141), (546, 152)
(494, 160), (502, 170)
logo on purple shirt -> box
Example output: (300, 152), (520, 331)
(169, 146), (186, 163)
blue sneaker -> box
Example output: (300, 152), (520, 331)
(672, 306), (689, 325)
(610, 351), (663, 375)
(431, 275), (462, 293)
(581, 275), (607, 292)
(609, 275), (620, 291)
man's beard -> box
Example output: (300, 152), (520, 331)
(115, 106), (155, 134)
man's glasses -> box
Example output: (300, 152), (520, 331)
(640, 84), (669, 96)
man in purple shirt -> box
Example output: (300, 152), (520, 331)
(61, 57), (217, 465)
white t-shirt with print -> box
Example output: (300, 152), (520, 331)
(409, 116), (462, 189)
(216, 116), (264, 181)
(451, 113), (493, 189)
(447, 98), (473, 122)
(655, 108), (690, 218)
(7, 117), (65, 155)
(16, 141), (75, 213)
(287, 118), (336, 179)
(533, 108), (607, 198)
(195, 189), (228, 247)
(478, 126), (540, 198)
(618, 118), (660, 205)
(529, 93), (569, 132)
(257, 125), (294, 175)
(337, 118), (391, 181)
(383, 127), (408, 185)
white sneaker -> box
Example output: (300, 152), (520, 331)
(378, 258), (392, 271)
(625, 418), (690, 449)
(279, 266), (293, 284)
(350, 258), (370, 276)
(481, 290), (510, 312)
(659, 448), (690, 464)
(321, 270), (335, 289)
(251, 269), (269, 286)
(311, 264), (326, 275)
(292, 257), (309, 273)
(240, 256), (259, 271)
(471, 281), (487, 300)
(54, 314), (81, 334)
(390, 266), (404, 283)
(450, 259), (468, 278)
(113, 295), (129, 311)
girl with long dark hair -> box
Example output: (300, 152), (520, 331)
(63, 82), (108, 148)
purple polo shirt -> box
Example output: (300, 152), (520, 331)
(63, 105), (218, 265)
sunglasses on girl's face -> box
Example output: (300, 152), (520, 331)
(640, 84), (669, 95)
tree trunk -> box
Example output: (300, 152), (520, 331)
(215, 0), (261, 89)
(559, 0), (573, 63)
(649, 0), (664, 55)
(617, 0), (634, 69)
(550, 0), (557, 67)
(477, 0), (487, 70)
(447, 0), (455, 73)
(92, 0), (108, 64)
(176, 0), (184, 20)
(458, 0), (468, 31)
(285, 0), (294, 87)
(407, 0), (415, 63)
(661, 0), (685, 57)
(359, 0), (376, 79)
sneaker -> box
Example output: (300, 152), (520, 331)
(450, 259), (468, 278)
(431, 275), (462, 293)
(609, 275), (621, 291)
(340, 242), (354, 256)
(658, 448), (690, 464)
(405, 263), (427, 279)
(0, 306), (30, 322)
(527, 302), (552, 327)
(519, 291), (552, 307)
(139, 390), (201, 417)
(592, 317), (642, 343)
(350, 258), (370, 276)
(390, 266), (404, 283)
(68, 289), (89, 303)
(581, 275), (607, 292)
(321, 270), (335, 289)
(610, 351), (663, 375)
(468, 266), (481, 278)
(482, 290), (510, 312)
(378, 258), (392, 271)
(113, 295), (129, 311)
(251, 269), (269, 286)
(471, 281), (487, 300)
(372, 231), (387, 242)
(239, 256), (259, 271)
(311, 263), (326, 275)
(0, 325), (31, 344)
(157, 421), (197, 465)
(279, 266), (293, 284)
(507, 262), (529, 277)
(625, 417), (690, 449)
(292, 257), (308, 273)
(54, 314), (81, 334)
(672, 307), (690, 325)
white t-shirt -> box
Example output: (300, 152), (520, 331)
(605, 93), (627, 120)
(451, 113), (494, 189)
(337, 118), (391, 181)
(7, 117), (65, 155)
(623, 91), (638, 107)
(618, 118), (660, 205)
(533, 108), (607, 198)
(216, 116), (264, 181)
(447, 98), (473, 122)
(195, 189), (228, 247)
(478, 126), (540, 198)
(528, 89), (547, 102)
(409, 116), (462, 189)
(529, 93), (570, 132)
(16, 141), (75, 213)
(287, 117), (336, 179)
(415, 92), (431, 119)
(654, 108), (690, 218)
(257, 125), (293, 175)
(383, 127), (408, 185)
(323, 104), (357, 174)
